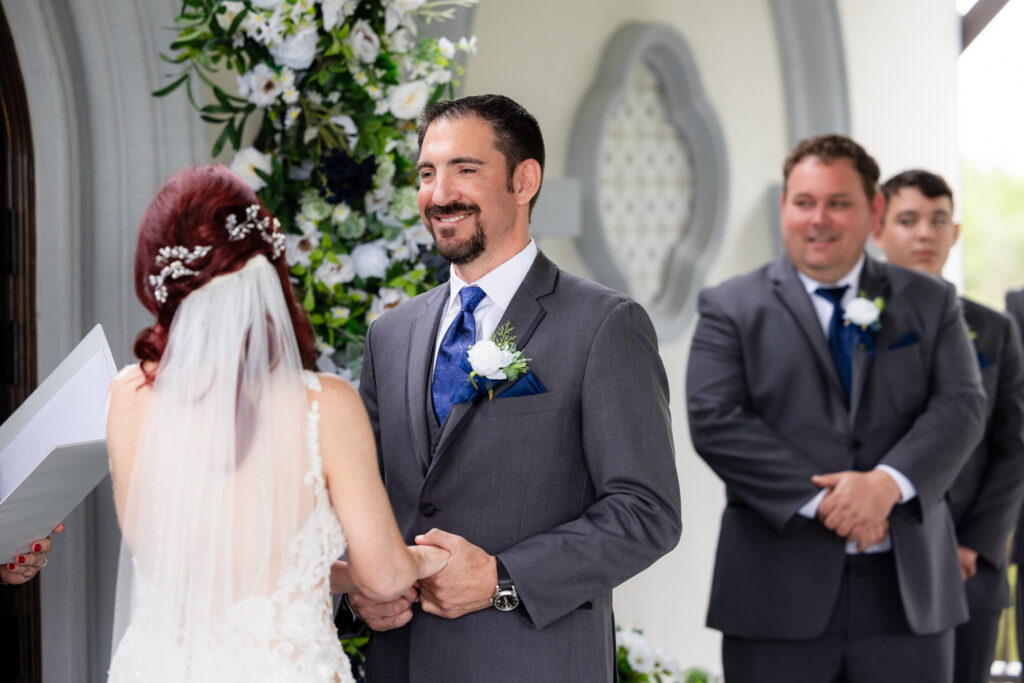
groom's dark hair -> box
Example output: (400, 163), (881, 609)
(418, 94), (545, 214)
(783, 134), (880, 201)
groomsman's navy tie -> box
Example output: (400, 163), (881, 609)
(815, 285), (852, 399)
(432, 285), (486, 425)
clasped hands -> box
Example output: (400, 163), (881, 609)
(340, 528), (498, 632)
(811, 470), (901, 551)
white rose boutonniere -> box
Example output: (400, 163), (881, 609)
(453, 322), (531, 403)
(843, 292), (885, 346)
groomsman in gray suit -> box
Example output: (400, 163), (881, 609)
(338, 94), (681, 682)
(873, 169), (1024, 683)
(687, 135), (987, 682)
(1003, 286), (1024, 663)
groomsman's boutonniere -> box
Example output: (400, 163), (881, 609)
(456, 322), (531, 402)
(844, 291), (885, 333)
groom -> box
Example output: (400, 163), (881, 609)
(340, 94), (681, 681)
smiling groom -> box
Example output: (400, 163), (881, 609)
(339, 94), (681, 682)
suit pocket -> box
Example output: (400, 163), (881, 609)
(481, 390), (562, 417)
(877, 343), (927, 414)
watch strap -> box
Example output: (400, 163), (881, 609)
(495, 556), (514, 590)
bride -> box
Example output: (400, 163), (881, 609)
(105, 165), (447, 681)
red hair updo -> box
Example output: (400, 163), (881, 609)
(133, 165), (315, 376)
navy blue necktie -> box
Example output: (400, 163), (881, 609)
(815, 285), (852, 398)
(432, 285), (486, 425)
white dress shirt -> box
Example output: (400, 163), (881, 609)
(432, 239), (539, 364)
(794, 255), (915, 553)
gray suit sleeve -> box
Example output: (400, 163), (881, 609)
(877, 286), (987, 510)
(958, 316), (1024, 567)
(686, 288), (827, 532)
(498, 300), (681, 630)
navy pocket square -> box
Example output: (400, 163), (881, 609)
(499, 371), (547, 399)
(887, 331), (920, 350)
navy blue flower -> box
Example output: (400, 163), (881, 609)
(320, 148), (377, 205)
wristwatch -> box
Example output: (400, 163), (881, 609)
(491, 557), (519, 611)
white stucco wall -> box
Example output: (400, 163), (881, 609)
(463, 0), (958, 674)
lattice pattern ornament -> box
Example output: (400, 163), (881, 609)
(598, 62), (695, 305)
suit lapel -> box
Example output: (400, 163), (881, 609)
(770, 257), (846, 400)
(407, 284), (449, 473)
(849, 257), (891, 424)
(428, 252), (558, 475)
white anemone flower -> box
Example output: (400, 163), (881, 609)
(388, 80), (429, 120)
(314, 254), (355, 287)
(437, 37), (456, 59)
(243, 63), (283, 108)
(230, 147), (273, 191)
(366, 287), (410, 324)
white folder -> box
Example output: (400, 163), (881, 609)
(0, 324), (116, 558)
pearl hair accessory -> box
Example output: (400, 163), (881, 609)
(225, 204), (285, 259)
(150, 245), (212, 303)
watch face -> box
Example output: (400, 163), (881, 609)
(493, 590), (519, 611)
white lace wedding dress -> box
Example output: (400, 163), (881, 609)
(108, 371), (354, 682)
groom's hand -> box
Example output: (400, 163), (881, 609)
(347, 586), (419, 632)
(414, 528), (496, 619)
(813, 470), (900, 537)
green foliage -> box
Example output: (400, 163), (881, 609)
(961, 162), (1024, 310)
(155, 0), (478, 378)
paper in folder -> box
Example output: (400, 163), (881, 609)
(0, 324), (116, 558)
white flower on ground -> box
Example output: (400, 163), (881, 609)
(388, 80), (429, 120)
(348, 20), (380, 63)
(270, 23), (319, 70)
(230, 147), (273, 191)
(315, 254), (355, 287)
(241, 63), (283, 108)
(351, 241), (390, 280)
(457, 36), (478, 54)
(437, 36), (456, 59)
(366, 287), (410, 323)
(467, 340), (515, 380)
(216, 1), (248, 31)
(844, 297), (881, 328)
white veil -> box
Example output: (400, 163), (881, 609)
(110, 254), (313, 677)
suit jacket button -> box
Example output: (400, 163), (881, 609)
(420, 503), (437, 517)
(851, 439), (862, 450)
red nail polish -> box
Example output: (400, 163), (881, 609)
(16, 556), (25, 564)
(6, 564), (13, 571)
(33, 543), (42, 553)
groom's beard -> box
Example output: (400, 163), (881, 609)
(424, 202), (486, 265)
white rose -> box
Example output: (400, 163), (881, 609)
(351, 241), (390, 280)
(270, 23), (319, 70)
(348, 20), (380, 64)
(388, 80), (429, 120)
(467, 340), (514, 380)
(230, 147), (273, 191)
(437, 37), (456, 59)
(321, 0), (343, 30)
(844, 297), (880, 328)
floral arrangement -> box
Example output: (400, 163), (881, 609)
(616, 626), (716, 683)
(155, 0), (478, 381)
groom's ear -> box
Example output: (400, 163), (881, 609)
(512, 159), (542, 208)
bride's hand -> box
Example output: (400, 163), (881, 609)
(410, 544), (450, 579)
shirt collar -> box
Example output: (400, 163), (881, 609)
(446, 239), (539, 312)
(796, 253), (866, 299)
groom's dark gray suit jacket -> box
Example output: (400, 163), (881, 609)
(687, 254), (987, 640)
(350, 251), (681, 682)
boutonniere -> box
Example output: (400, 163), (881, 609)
(455, 322), (531, 403)
(844, 291), (885, 333)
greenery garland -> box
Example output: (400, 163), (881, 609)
(156, 0), (477, 382)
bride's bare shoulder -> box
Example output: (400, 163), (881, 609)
(108, 363), (153, 416)
(313, 373), (369, 421)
